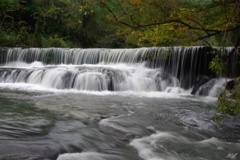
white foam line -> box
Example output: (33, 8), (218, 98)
(57, 151), (120, 160)
(99, 111), (134, 133)
(0, 83), (217, 103)
(130, 131), (175, 160)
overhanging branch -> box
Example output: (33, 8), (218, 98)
(194, 25), (240, 42)
(97, 0), (135, 27)
(97, 0), (221, 32)
(97, 0), (240, 43)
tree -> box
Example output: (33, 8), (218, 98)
(0, 0), (116, 47)
(97, 0), (240, 47)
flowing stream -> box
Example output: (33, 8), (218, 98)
(0, 47), (239, 160)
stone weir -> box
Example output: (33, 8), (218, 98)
(0, 47), (239, 90)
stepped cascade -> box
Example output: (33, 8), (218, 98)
(0, 47), (239, 95)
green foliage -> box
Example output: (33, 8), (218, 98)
(214, 78), (240, 121)
(99, 0), (240, 47)
(42, 36), (70, 48)
(0, 0), (117, 47)
(0, 0), (239, 47)
(209, 54), (225, 76)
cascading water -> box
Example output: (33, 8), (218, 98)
(0, 62), (180, 92)
(0, 47), (240, 160)
(0, 46), (238, 94)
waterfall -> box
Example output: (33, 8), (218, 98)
(0, 47), (239, 94)
(0, 63), (179, 92)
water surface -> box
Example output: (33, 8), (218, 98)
(0, 87), (239, 160)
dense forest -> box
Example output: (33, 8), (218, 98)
(0, 0), (239, 48)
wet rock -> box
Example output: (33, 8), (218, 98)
(191, 76), (211, 94)
(196, 79), (218, 96)
(226, 80), (235, 90)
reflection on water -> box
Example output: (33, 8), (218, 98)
(0, 88), (239, 160)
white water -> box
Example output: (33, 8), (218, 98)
(5, 48), (163, 64)
(2, 46), (235, 94)
(129, 129), (233, 160)
(0, 61), (184, 92)
(57, 152), (122, 160)
(5, 46), (234, 89)
(0, 61), (227, 97)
